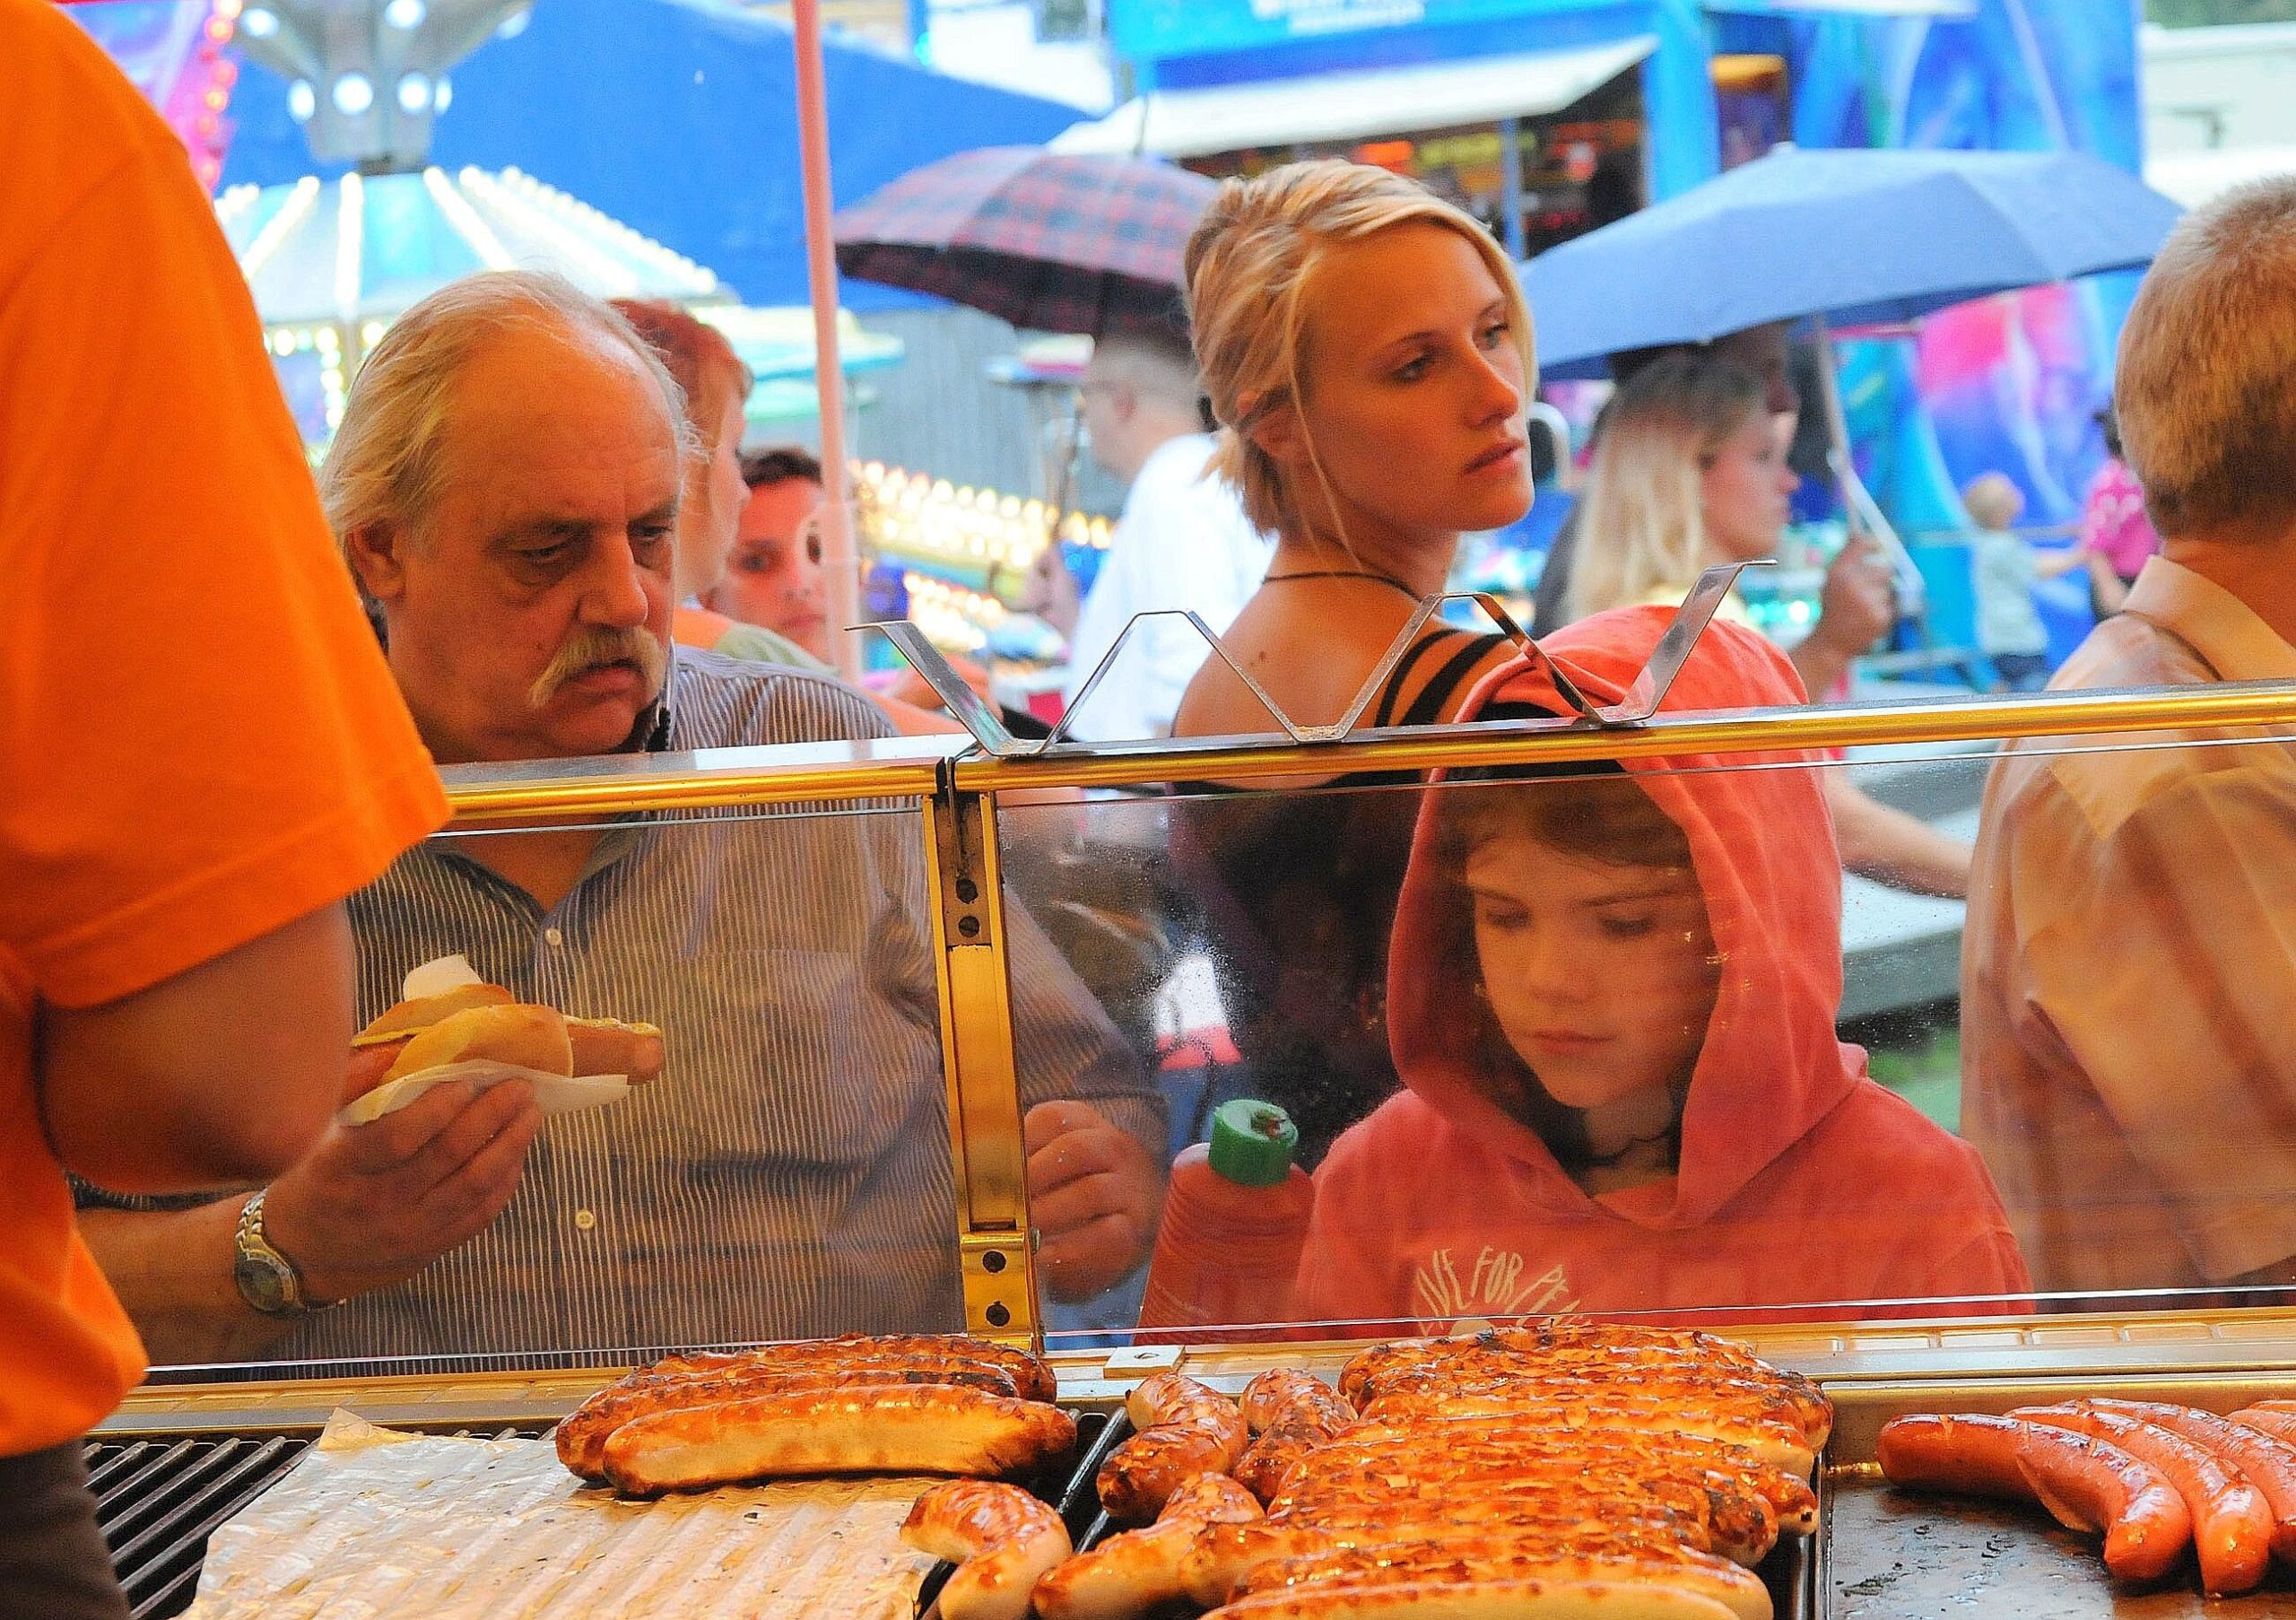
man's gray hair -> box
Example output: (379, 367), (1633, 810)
(319, 269), (692, 553)
(2117, 177), (2296, 541)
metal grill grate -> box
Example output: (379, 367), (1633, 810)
(89, 1426), (542, 1620)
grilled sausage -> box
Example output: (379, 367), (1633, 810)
(1876, 1411), (2189, 1583)
(556, 1363), (1018, 1483)
(1345, 1347), (1829, 1449)
(1361, 1365), (1824, 1449)
(1242, 1371), (1357, 1436)
(1300, 1419), (1815, 1536)
(1201, 1575), (1744, 1619)
(1354, 1389), (1813, 1475)
(1265, 1469), (1777, 1568)
(1186, 1511), (1720, 1609)
(647, 1334), (1057, 1402)
(1035, 1474), (1262, 1620)
(598, 1384), (1075, 1494)
(902, 1479), (1072, 1620)
(1233, 1372), (1357, 1504)
(1229, 1538), (1772, 1620)
(1098, 1372), (1249, 1521)
(2018, 1405), (2270, 1593)
(2085, 1399), (2296, 1563)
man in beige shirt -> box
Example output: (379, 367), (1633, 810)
(1962, 178), (2296, 1298)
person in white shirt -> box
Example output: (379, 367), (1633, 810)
(1058, 331), (1274, 740)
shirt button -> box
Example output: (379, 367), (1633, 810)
(573, 1209), (596, 1232)
(544, 927), (564, 947)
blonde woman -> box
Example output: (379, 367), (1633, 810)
(1172, 160), (1536, 743)
(1162, 161), (1546, 1167)
(1569, 349), (1971, 900)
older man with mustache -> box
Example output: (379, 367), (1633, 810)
(79, 272), (1162, 1362)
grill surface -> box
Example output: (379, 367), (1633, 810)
(95, 1407), (1815, 1620)
(90, 1426), (543, 1620)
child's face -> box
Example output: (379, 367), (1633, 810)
(1464, 833), (1720, 1117)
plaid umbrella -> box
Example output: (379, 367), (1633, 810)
(833, 146), (1217, 337)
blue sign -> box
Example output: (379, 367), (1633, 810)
(1109, 0), (1586, 65)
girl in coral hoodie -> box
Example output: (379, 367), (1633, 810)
(1293, 605), (2031, 1333)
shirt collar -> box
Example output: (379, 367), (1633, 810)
(2123, 555), (2296, 684)
(627, 644), (681, 753)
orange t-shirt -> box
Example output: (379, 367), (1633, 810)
(0, 0), (447, 1455)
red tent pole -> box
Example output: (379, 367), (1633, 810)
(791, 0), (863, 681)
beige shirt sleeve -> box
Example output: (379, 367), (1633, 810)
(2013, 756), (2296, 1281)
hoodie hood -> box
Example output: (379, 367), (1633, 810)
(1386, 605), (1857, 1230)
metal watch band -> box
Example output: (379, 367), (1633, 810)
(232, 1189), (333, 1317)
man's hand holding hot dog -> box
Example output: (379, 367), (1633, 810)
(1024, 1100), (1163, 1303)
(262, 1075), (544, 1304)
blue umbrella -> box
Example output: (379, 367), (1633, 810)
(1524, 146), (2183, 378)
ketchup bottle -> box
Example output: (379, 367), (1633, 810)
(1136, 1099), (1315, 1342)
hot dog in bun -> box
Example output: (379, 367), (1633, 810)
(345, 956), (665, 1102)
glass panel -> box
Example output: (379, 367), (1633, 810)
(1004, 721), (2296, 1349)
(80, 796), (981, 1377)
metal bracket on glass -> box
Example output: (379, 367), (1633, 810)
(869, 562), (1757, 759)
(1605, 562), (1765, 723)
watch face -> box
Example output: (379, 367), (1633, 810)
(234, 1250), (296, 1315)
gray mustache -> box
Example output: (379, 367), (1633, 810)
(528, 626), (668, 710)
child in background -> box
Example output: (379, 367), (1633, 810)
(1964, 473), (2088, 692)
(1292, 606), (2030, 1333)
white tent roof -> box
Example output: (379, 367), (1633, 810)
(1050, 36), (1657, 160)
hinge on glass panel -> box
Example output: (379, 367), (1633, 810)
(959, 1230), (1034, 1346)
(927, 764), (996, 953)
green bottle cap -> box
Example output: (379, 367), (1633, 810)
(1206, 1099), (1301, 1188)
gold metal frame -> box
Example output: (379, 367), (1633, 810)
(918, 779), (1039, 1345)
(435, 684), (2296, 823)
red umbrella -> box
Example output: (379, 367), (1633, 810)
(833, 146), (1218, 337)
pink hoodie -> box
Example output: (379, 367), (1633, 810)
(1293, 607), (2030, 1333)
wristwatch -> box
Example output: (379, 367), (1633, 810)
(232, 1190), (333, 1317)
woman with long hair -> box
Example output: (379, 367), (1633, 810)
(1566, 350), (1971, 899)
(1160, 161), (1544, 1167)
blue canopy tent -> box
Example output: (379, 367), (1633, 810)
(217, 0), (1082, 309)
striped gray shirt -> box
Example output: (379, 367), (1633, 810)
(270, 650), (1158, 1363)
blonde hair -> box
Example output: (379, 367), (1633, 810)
(1183, 159), (1535, 540)
(1567, 351), (1767, 623)
(321, 270), (690, 559)
(2117, 177), (2296, 539)
(1962, 471), (2023, 532)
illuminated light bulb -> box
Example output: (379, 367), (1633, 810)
(271, 329), (294, 356)
(383, 0), (426, 26)
(238, 1), (274, 29)
(495, 5), (530, 37)
(434, 77), (452, 112)
(288, 79), (317, 121)
(396, 73), (430, 113)
(204, 15), (232, 41)
(332, 74), (374, 116)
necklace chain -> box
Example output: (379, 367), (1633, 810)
(1261, 568), (1422, 602)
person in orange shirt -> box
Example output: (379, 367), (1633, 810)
(0, 1), (446, 1611)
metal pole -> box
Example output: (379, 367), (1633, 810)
(1500, 116), (1526, 262)
(1811, 313), (1862, 545)
(792, 0), (865, 682)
